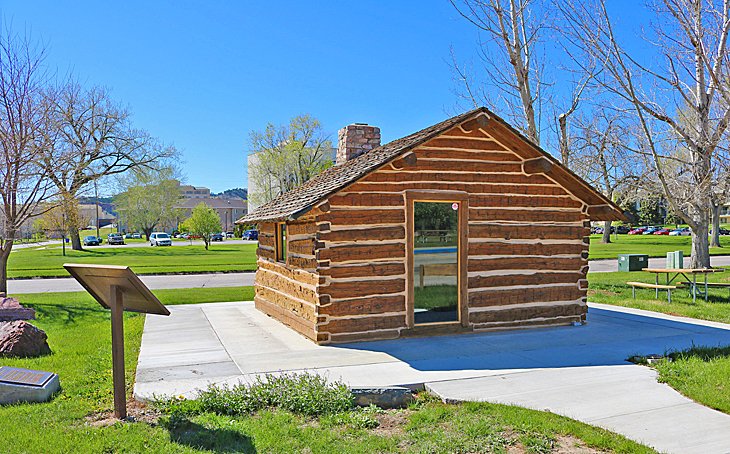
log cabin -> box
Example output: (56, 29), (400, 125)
(237, 107), (626, 344)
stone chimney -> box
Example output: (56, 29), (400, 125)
(336, 123), (381, 165)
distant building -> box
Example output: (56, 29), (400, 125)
(179, 184), (211, 199)
(175, 197), (247, 231)
(78, 204), (116, 228)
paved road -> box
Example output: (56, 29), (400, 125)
(8, 272), (255, 294)
(589, 254), (730, 272)
(27, 238), (257, 250)
(135, 302), (730, 453)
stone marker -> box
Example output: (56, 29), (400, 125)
(0, 366), (60, 405)
(351, 386), (415, 409)
(0, 321), (51, 357)
(0, 297), (35, 322)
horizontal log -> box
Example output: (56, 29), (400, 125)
(469, 225), (589, 240)
(255, 286), (316, 323)
(422, 137), (509, 150)
(346, 182), (566, 196)
(469, 303), (585, 324)
(319, 209), (405, 225)
(318, 242), (405, 262)
(320, 294), (406, 317)
(469, 208), (585, 223)
(258, 258), (318, 286)
(287, 238), (316, 256)
(259, 223), (275, 234)
(411, 160), (523, 173)
(468, 242), (585, 257)
(320, 278), (406, 300)
(522, 157), (553, 175)
(391, 153), (417, 169)
(414, 148), (520, 162)
(319, 226), (405, 243)
(468, 257), (585, 273)
(257, 247), (275, 260)
(256, 269), (318, 304)
(288, 255), (317, 270)
(255, 297), (316, 341)
(328, 193), (404, 207)
(468, 272), (583, 289)
(258, 235), (275, 248)
(469, 195), (583, 209)
(441, 124), (503, 143)
(321, 262), (406, 279)
(320, 314), (406, 334)
(473, 315), (580, 331)
(328, 329), (401, 344)
(288, 221), (318, 236)
(469, 286), (586, 308)
(357, 172), (552, 185)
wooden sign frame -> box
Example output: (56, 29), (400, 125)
(63, 264), (170, 419)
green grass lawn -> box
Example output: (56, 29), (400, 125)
(0, 287), (652, 453)
(588, 234), (730, 260)
(7, 243), (258, 278)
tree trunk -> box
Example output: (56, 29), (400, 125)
(710, 203), (722, 248)
(143, 227), (154, 241)
(690, 220), (711, 268)
(601, 220), (612, 244)
(203, 239), (209, 251)
(69, 229), (83, 251)
(0, 241), (13, 295)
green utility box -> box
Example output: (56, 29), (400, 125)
(618, 254), (649, 272)
(666, 250), (684, 269)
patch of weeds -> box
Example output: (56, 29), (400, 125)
(155, 372), (354, 418)
(407, 390), (442, 410)
(323, 406), (381, 430)
(519, 432), (555, 453)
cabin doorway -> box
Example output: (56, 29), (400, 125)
(411, 200), (461, 325)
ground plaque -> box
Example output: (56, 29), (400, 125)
(63, 264), (170, 419)
(0, 366), (60, 405)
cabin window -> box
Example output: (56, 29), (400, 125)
(275, 222), (287, 262)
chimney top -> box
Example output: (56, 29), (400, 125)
(336, 123), (381, 165)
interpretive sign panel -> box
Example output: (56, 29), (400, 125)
(0, 366), (54, 387)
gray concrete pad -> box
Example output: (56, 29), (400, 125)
(135, 301), (730, 453)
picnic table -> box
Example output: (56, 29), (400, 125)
(642, 268), (726, 303)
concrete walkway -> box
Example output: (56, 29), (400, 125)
(135, 302), (730, 453)
(8, 272), (255, 294)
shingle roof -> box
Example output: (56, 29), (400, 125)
(238, 107), (624, 223)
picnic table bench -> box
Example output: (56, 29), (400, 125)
(626, 281), (680, 302)
(627, 268), (726, 303)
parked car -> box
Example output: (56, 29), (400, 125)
(711, 228), (730, 235)
(83, 235), (100, 246)
(225, 231), (234, 238)
(616, 225), (630, 234)
(210, 233), (224, 242)
(642, 227), (658, 235)
(150, 232), (172, 246)
(628, 227), (646, 235)
(107, 233), (125, 245)
(669, 228), (691, 236)
(243, 229), (258, 240)
(653, 228), (670, 235)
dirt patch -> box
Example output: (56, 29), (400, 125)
(587, 289), (620, 297)
(554, 435), (609, 453)
(85, 399), (161, 427)
(373, 409), (411, 436)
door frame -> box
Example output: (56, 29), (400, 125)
(405, 190), (469, 329)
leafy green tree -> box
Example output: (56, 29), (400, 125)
(181, 203), (221, 250)
(638, 197), (664, 226)
(248, 114), (332, 208)
(114, 167), (182, 240)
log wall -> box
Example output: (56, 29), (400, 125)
(313, 118), (590, 343)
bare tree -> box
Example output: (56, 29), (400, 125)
(450, 0), (597, 167)
(572, 112), (639, 243)
(560, 0), (730, 268)
(0, 30), (58, 293)
(45, 82), (173, 250)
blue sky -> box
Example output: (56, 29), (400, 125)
(1, 1), (647, 194)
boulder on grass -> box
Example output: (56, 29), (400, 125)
(0, 297), (35, 322)
(0, 321), (51, 358)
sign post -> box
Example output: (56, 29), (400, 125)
(63, 264), (170, 419)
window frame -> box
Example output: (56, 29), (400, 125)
(275, 222), (287, 263)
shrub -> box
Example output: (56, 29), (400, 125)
(157, 372), (354, 417)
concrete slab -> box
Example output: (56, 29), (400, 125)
(135, 301), (730, 453)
